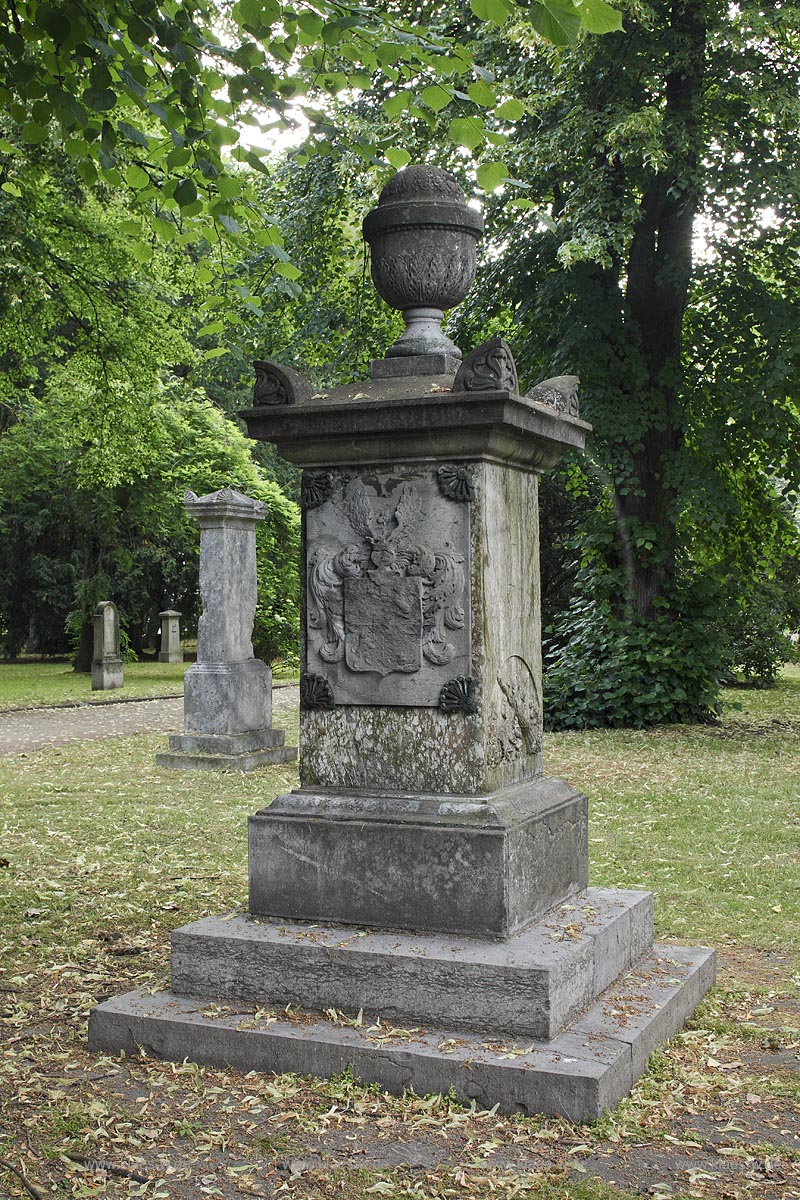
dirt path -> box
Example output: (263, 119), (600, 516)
(0, 686), (299, 755)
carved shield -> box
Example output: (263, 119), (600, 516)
(344, 575), (423, 676)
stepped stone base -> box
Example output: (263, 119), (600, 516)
(156, 745), (297, 772)
(88, 943), (715, 1122)
(170, 889), (653, 1041)
(156, 727), (295, 773)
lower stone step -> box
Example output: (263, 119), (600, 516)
(155, 745), (297, 772)
(170, 888), (654, 1041)
(88, 944), (715, 1123)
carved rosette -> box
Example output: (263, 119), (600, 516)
(439, 676), (478, 715)
(437, 464), (476, 503)
(453, 337), (519, 394)
(300, 673), (335, 710)
(301, 471), (334, 510)
(525, 375), (580, 418)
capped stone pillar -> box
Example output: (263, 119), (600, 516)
(91, 600), (123, 690)
(156, 488), (296, 772)
(158, 609), (183, 663)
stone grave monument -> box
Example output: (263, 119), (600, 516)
(156, 488), (297, 772)
(157, 609), (183, 663)
(91, 600), (123, 690)
(89, 166), (714, 1120)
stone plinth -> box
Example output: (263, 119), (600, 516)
(156, 488), (296, 773)
(90, 943), (714, 1122)
(240, 386), (584, 934)
(91, 600), (123, 690)
(248, 778), (587, 937)
(170, 888), (654, 1041)
(157, 610), (183, 663)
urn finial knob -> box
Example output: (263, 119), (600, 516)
(363, 165), (484, 366)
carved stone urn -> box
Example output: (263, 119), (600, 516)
(362, 164), (484, 362)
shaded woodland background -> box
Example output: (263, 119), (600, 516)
(2, 0), (799, 726)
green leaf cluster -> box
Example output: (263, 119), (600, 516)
(0, 0), (622, 310)
(543, 574), (725, 729)
(0, 385), (299, 664)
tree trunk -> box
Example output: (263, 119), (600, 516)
(618, 0), (708, 619)
(72, 535), (100, 672)
(73, 620), (93, 673)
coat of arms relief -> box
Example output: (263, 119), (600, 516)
(305, 471), (472, 707)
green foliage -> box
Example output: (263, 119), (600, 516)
(538, 460), (604, 631)
(0, 386), (300, 664)
(719, 578), (800, 688)
(543, 572), (724, 730)
(453, 0), (800, 726)
(0, 0), (618, 328)
(0, 137), (195, 451)
(0, 154), (299, 665)
(245, 153), (402, 384)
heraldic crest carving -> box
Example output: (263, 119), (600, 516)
(305, 471), (471, 703)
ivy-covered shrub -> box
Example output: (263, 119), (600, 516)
(543, 575), (724, 730)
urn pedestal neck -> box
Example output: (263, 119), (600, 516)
(363, 164), (484, 376)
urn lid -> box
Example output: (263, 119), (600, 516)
(363, 164), (484, 242)
(378, 164), (467, 205)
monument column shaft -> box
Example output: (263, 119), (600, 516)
(196, 518), (258, 663)
(300, 460), (543, 795)
(243, 394), (589, 939)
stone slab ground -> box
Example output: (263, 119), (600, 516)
(89, 943), (715, 1123)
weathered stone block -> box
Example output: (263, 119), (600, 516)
(171, 888), (653, 1041)
(168, 728), (286, 756)
(88, 945), (715, 1122)
(371, 352), (460, 379)
(183, 660), (272, 738)
(299, 461), (542, 797)
(248, 777), (588, 938)
(91, 662), (124, 690)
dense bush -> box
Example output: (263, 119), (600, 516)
(718, 574), (800, 687)
(543, 572), (724, 730)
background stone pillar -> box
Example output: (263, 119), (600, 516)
(91, 600), (123, 690)
(156, 488), (296, 772)
(158, 610), (183, 663)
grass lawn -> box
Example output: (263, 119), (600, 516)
(0, 672), (797, 1199)
(0, 658), (300, 710)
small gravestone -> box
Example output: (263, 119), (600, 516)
(156, 488), (296, 772)
(91, 601), (123, 690)
(157, 610), (183, 663)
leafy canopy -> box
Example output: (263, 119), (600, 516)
(0, 0), (621, 273)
